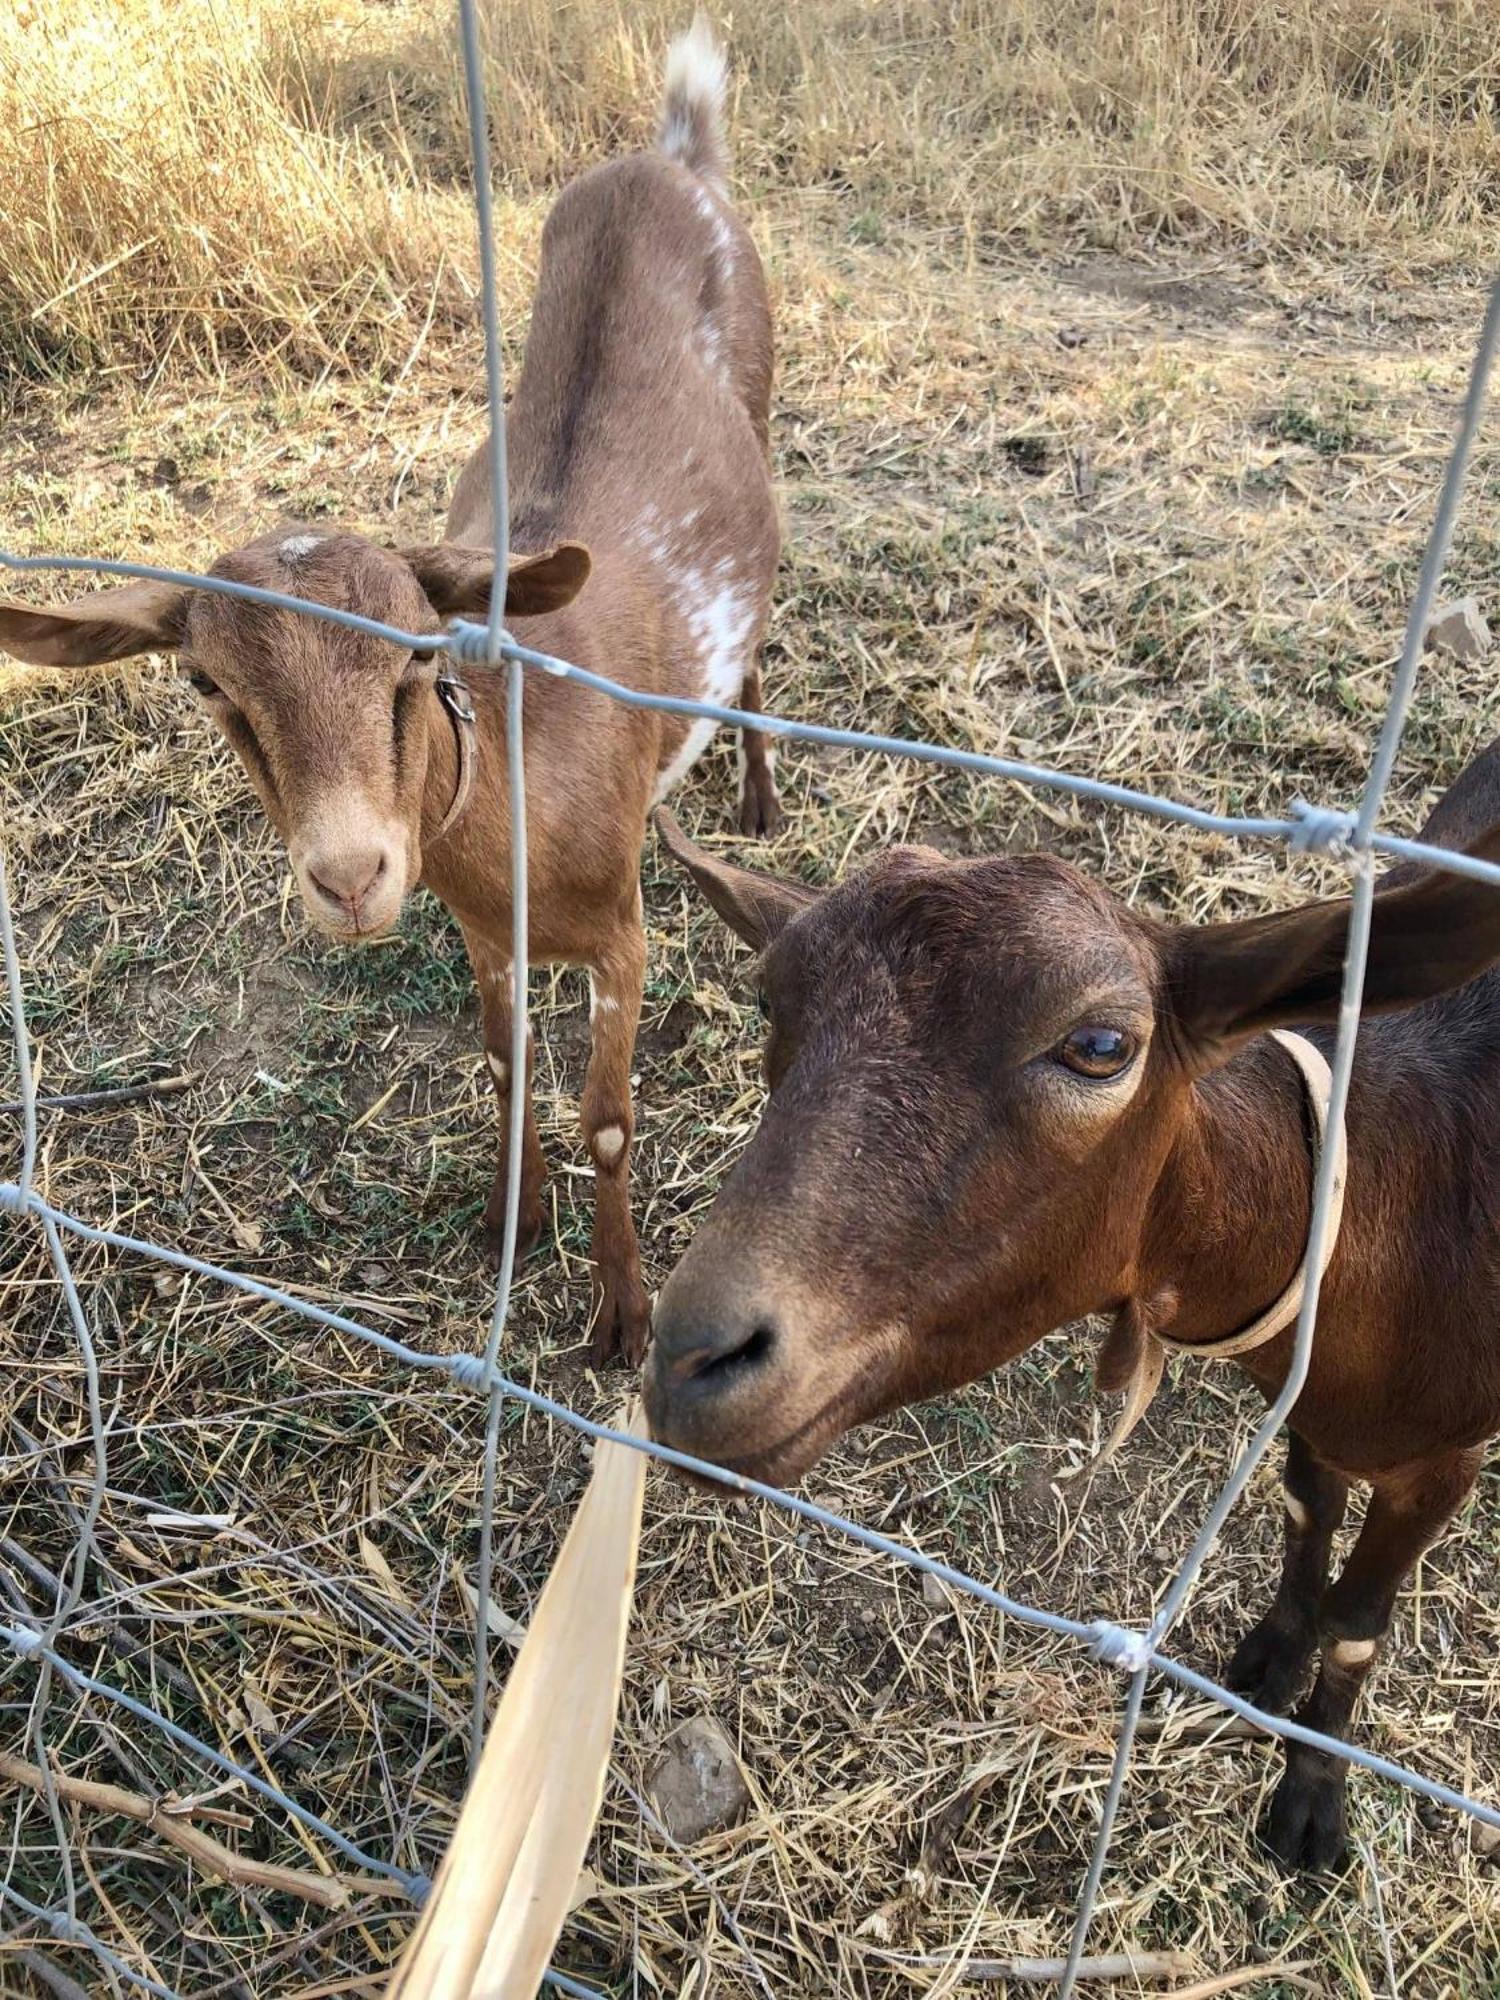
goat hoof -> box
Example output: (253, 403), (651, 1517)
(589, 1272), (652, 1369)
(1225, 1618), (1312, 1716)
(1260, 1759), (1350, 1875)
(738, 785), (782, 839)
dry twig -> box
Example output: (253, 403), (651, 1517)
(0, 1752), (402, 1912)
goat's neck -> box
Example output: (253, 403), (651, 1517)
(1137, 1037), (1319, 1346)
(415, 678), (505, 912)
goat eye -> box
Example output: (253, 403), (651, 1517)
(185, 669), (219, 698)
(1055, 1025), (1137, 1079)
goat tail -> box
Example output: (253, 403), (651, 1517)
(658, 15), (729, 187)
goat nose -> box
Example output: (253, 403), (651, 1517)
(307, 846), (389, 916)
(662, 1314), (779, 1390)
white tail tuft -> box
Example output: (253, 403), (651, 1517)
(658, 15), (728, 188)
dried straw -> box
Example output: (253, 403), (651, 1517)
(384, 1403), (647, 2000)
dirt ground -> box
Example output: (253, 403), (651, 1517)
(5, 176), (1500, 1997)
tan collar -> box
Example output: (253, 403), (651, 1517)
(432, 669), (478, 842)
(1082, 1029), (1348, 1476)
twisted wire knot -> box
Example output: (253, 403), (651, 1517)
(1288, 799), (1358, 858)
(445, 1353), (493, 1391)
(1087, 1620), (1154, 1674)
(3, 1623), (44, 1657)
(445, 619), (516, 667)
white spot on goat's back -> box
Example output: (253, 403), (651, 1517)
(278, 534), (323, 564)
(652, 564), (757, 801)
(630, 509), (762, 803)
(692, 185), (735, 265)
(685, 184), (735, 381)
(632, 500), (674, 571)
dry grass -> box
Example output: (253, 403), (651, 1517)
(5, 0), (1500, 377)
(6, 2), (1500, 1996)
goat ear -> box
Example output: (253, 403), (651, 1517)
(505, 542), (591, 616)
(0, 581), (190, 667)
(401, 542), (592, 619)
(1167, 825), (1500, 1056)
(655, 809), (819, 949)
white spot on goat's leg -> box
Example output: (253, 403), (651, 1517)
(589, 974), (621, 1022)
(1330, 1636), (1379, 1668)
(486, 1051), (509, 1090)
(591, 1123), (626, 1167)
(1284, 1489), (1311, 1532)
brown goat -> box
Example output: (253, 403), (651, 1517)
(0, 25), (780, 1366)
(644, 746), (1500, 1873)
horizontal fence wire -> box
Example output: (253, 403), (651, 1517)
(3, 0), (1500, 1990)
(11, 541), (1500, 890)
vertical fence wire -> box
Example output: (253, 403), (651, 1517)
(2, 841), (117, 1937)
(1, 850), (74, 1929)
(4, 7), (1500, 1989)
(455, 0), (530, 1777)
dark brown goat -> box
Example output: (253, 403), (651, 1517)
(0, 25), (780, 1366)
(644, 746), (1500, 1873)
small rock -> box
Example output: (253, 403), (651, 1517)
(646, 1716), (750, 1845)
(1425, 596), (1491, 664)
(921, 1571), (954, 1610)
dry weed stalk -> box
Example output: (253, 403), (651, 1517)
(384, 1404), (647, 1999)
(0, 1751), (399, 1912)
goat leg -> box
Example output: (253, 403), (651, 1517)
(1225, 1433), (1348, 1715)
(582, 912), (651, 1367)
(462, 927), (548, 1262)
(1262, 1443), (1481, 1873)
(734, 655), (782, 838)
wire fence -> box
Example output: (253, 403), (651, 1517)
(3, 3), (1500, 1992)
